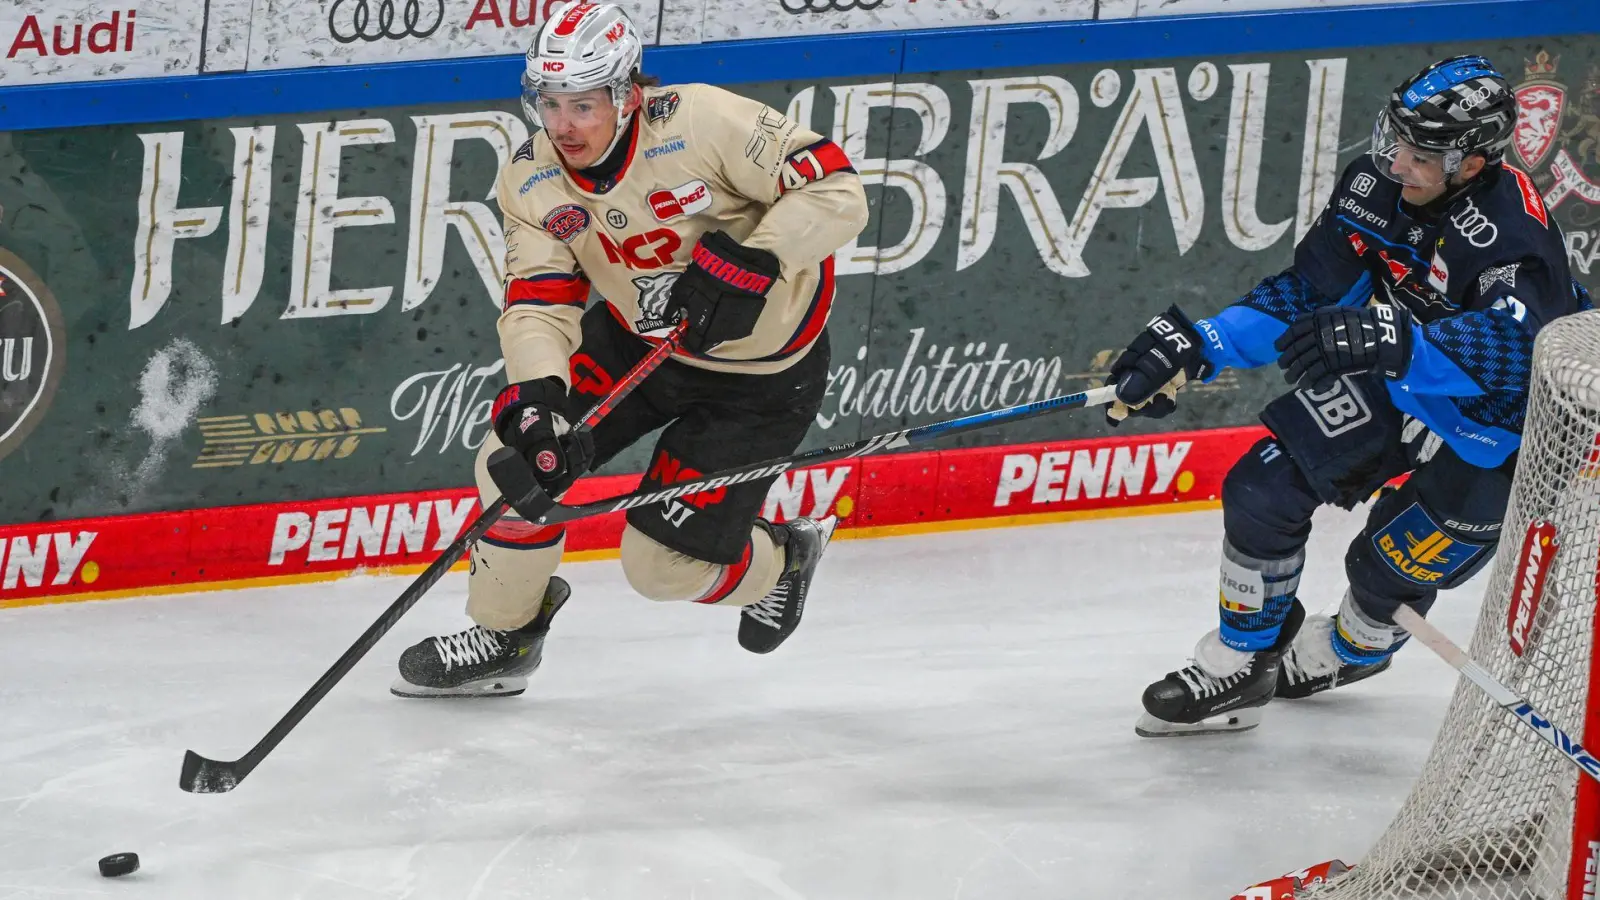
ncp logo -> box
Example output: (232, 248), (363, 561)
(0, 247), (66, 464)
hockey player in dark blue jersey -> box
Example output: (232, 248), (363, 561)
(1105, 55), (1595, 737)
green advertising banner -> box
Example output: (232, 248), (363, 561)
(1, 38), (1596, 524)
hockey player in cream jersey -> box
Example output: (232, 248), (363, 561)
(392, 1), (868, 697)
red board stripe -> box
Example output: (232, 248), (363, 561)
(0, 426), (1266, 607)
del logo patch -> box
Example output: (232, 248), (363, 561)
(1373, 503), (1485, 585)
(648, 180), (713, 221)
(646, 91), (681, 123)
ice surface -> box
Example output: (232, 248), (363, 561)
(0, 508), (1485, 899)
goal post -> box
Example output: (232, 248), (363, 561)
(1281, 309), (1600, 900)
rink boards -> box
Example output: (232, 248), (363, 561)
(1, 4), (1597, 609)
(0, 425), (1265, 607)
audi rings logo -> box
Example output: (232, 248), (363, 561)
(328, 0), (445, 43)
(1449, 199), (1499, 248)
(780, 0), (885, 13)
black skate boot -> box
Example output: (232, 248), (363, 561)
(1275, 613), (1393, 700)
(1135, 600), (1304, 737)
(390, 576), (570, 698)
(738, 515), (837, 654)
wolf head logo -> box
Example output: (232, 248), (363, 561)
(632, 272), (680, 334)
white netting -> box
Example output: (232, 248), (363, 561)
(1304, 309), (1600, 900)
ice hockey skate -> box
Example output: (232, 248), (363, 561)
(391, 576), (571, 698)
(738, 515), (837, 654)
(1136, 600), (1304, 737)
(1275, 613), (1393, 700)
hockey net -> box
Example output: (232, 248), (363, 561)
(1299, 309), (1600, 900)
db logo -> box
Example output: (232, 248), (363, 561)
(1295, 375), (1373, 438)
(542, 60), (564, 72)
(648, 180), (713, 221)
(536, 450), (559, 473)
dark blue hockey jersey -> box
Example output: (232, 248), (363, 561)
(1194, 155), (1591, 468)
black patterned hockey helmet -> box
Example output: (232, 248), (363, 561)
(1371, 55), (1517, 185)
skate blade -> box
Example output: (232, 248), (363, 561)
(1134, 707), (1263, 738)
(389, 675), (528, 699)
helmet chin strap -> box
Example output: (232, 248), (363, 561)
(593, 109), (635, 165)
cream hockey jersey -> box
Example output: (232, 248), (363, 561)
(494, 82), (869, 385)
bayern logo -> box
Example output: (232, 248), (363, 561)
(541, 204), (591, 243)
(536, 449), (559, 473)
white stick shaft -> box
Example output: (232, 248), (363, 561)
(1395, 605), (1600, 784)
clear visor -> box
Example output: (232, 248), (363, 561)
(1369, 111), (1462, 189)
(520, 71), (622, 130)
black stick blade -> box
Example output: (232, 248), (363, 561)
(179, 750), (242, 794)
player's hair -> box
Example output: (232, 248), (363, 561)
(631, 72), (660, 88)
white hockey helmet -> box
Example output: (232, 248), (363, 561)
(521, 2), (644, 128)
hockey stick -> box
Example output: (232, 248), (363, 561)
(178, 321), (689, 794)
(492, 384), (1121, 525)
(1394, 604), (1600, 785)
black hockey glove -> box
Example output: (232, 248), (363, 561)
(667, 230), (781, 354)
(1274, 303), (1413, 391)
(490, 376), (595, 496)
(1105, 305), (1213, 427)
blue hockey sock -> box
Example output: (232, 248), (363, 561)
(1216, 541), (1305, 652)
(1330, 591), (1409, 665)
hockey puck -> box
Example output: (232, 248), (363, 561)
(98, 853), (140, 877)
